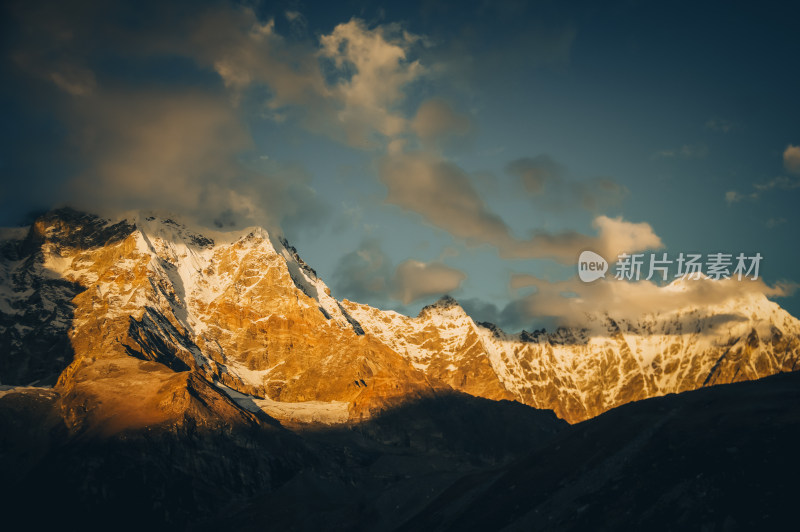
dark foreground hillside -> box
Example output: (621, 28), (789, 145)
(399, 370), (800, 531)
(1, 371), (798, 531)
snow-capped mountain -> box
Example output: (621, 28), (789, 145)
(1, 208), (798, 424)
(347, 290), (800, 422)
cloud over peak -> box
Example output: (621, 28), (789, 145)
(504, 274), (796, 329)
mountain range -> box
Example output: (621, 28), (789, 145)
(1, 208), (798, 529)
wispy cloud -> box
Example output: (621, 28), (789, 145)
(725, 144), (800, 205)
(726, 176), (800, 204)
(724, 190), (756, 204)
(705, 118), (738, 133)
(505, 155), (628, 213)
(753, 175), (800, 191)
(380, 151), (661, 263)
(766, 217), (787, 229)
(332, 239), (466, 304)
(654, 143), (709, 159)
(502, 274), (797, 329)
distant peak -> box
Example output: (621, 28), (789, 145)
(419, 295), (463, 317)
(433, 294), (460, 308)
(29, 207), (135, 251)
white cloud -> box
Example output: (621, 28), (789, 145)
(320, 19), (425, 147)
(592, 215), (664, 259)
(182, 10), (426, 149)
(505, 274), (796, 328)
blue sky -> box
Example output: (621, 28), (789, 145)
(1, 0), (798, 329)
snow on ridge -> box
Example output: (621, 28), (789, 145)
(216, 383), (349, 424)
(130, 213), (357, 341)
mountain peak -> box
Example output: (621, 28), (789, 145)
(430, 294), (460, 308)
(418, 295), (465, 318)
(30, 208), (135, 252)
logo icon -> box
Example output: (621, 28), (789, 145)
(578, 250), (608, 282)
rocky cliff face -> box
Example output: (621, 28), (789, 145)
(1, 208), (799, 424)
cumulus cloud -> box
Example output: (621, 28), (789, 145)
(500, 216), (662, 262)
(319, 18), (425, 147)
(380, 151), (660, 263)
(504, 273), (797, 328)
(4, 0), (662, 270)
(153, 8), (426, 148)
(591, 216), (664, 259)
(505, 155), (628, 212)
(782, 145), (800, 174)
(332, 239), (466, 304)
